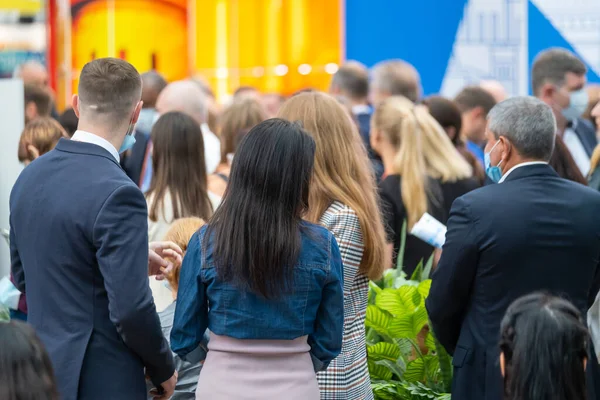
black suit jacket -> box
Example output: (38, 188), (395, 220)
(426, 164), (600, 400)
(10, 139), (174, 400)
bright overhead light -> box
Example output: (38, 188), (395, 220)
(298, 64), (312, 75)
(324, 63), (339, 74)
(274, 64), (289, 76)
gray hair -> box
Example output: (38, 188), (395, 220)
(487, 96), (556, 161)
(531, 48), (586, 95)
(371, 59), (420, 102)
(330, 61), (369, 100)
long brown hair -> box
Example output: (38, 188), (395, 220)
(147, 111), (213, 222)
(219, 98), (266, 164)
(278, 92), (387, 280)
(551, 134), (587, 184)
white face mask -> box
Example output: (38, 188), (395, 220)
(562, 88), (589, 121)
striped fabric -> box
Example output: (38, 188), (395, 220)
(317, 201), (373, 400)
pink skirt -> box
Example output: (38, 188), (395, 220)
(195, 333), (320, 399)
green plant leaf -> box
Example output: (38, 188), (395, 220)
(376, 289), (408, 316)
(375, 359), (406, 380)
(413, 306), (429, 336)
(417, 280), (432, 300)
(402, 381), (450, 399)
(369, 360), (393, 381)
(368, 342), (402, 362)
(410, 259), (424, 281)
(0, 306), (9, 322)
(396, 219), (407, 272)
(394, 337), (414, 356)
(398, 285), (421, 309)
(404, 357), (426, 382)
(424, 332), (437, 352)
(422, 253), (434, 281)
(365, 305), (392, 336)
(388, 315), (414, 339)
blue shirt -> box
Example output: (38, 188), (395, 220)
(170, 222), (344, 372)
(466, 140), (485, 166)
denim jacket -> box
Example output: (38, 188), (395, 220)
(170, 222), (344, 372)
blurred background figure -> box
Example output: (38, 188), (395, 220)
(261, 93), (285, 118)
(500, 294), (589, 400)
(14, 61), (58, 119)
(146, 112), (217, 311)
(479, 80), (508, 103)
(0, 321), (59, 400)
(24, 83), (52, 124)
(370, 59), (421, 105)
(532, 48), (597, 178)
(208, 98), (266, 197)
(372, 96), (473, 273)
(138, 71), (168, 135)
(18, 117), (68, 166)
(57, 108), (78, 137)
(584, 84), (600, 135)
(423, 95), (485, 184)
(454, 86), (497, 165)
(146, 217), (208, 400)
(330, 61), (383, 180)
(279, 92), (387, 399)
(586, 99), (600, 190)
(156, 80), (221, 174)
(232, 85), (261, 102)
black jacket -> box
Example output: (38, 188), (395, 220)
(426, 163), (600, 400)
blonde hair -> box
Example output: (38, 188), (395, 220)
(278, 92), (387, 280)
(18, 117), (68, 163)
(219, 98), (266, 164)
(590, 144), (600, 178)
(162, 217), (205, 292)
(372, 97), (471, 229)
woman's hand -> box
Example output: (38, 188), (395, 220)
(148, 241), (183, 280)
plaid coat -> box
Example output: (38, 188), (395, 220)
(317, 202), (373, 400)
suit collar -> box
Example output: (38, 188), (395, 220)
(54, 138), (121, 167)
(501, 162), (558, 183)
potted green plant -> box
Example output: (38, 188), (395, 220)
(366, 221), (452, 399)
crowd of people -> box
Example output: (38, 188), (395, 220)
(2, 46), (600, 400)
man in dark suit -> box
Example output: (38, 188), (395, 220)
(426, 96), (600, 400)
(10, 58), (178, 400)
(533, 48), (598, 177)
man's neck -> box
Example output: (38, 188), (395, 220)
(77, 121), (124, 152)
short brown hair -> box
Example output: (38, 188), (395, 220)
(18, 118), (68, 162)
(78, 58), (141, 121)
(219, 98), (266, 164)
(24, 84), (51, 117)
(454, 86), (497, 115)
(532, 48), (587, 95)
(163, 217), (205, 291)
(331, 61), (369, 99)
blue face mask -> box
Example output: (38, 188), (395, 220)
(119, 123), (136, 153)
(562, 88), (589, 121)
(484, 140), (503, 183)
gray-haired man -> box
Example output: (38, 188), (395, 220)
(426, 96), (600, 400)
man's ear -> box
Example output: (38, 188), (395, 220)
(27, 144), (40, 160)
(500, 352), (506, 377)
(131, 101), (143, 125)
(499, 135), (512, 161)
(471, 106), (485, 120)
(539, 83), (556, 103)
(72, 95), (80, 118)
(25, 102), (37, 122)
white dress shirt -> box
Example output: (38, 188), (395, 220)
(563, 127), (591, 176)
(498, 161), (548, 183)
(71, 130), (120, 162)
(201, 123), (221, 174)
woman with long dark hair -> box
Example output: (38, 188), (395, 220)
(0, 321), (59, 400)
(171, 118), (344, 399)
(146, 112), (218, 311)
(500, 293), (589, 400)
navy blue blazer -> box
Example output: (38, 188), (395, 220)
(573, 117), (598, 157)
(426, 164), (600, 400)
(10, 139), (174, 400)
